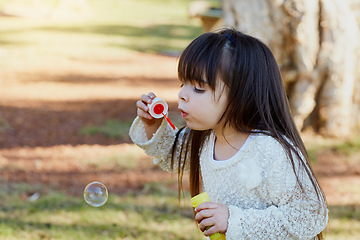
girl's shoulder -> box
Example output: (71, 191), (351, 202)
(251, 131), (286, 148)
(249, 131), (291, 160)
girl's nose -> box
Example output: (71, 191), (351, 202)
(178, 86), (188, 102)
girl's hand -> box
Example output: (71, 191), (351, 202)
(136, 92), (156, 121)
(194, 202), (229, 237)
(136, 92), (163, 139)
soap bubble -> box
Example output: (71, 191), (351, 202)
(84, 182), (108, 207)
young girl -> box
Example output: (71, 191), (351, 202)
(129, 28), (328, 239)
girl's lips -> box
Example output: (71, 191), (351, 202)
(179, 109), (188, 118)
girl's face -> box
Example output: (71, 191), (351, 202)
(178, 80), (228, 131)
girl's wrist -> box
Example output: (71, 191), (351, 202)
(142, 118), (163, 140)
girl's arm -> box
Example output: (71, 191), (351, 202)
(130, 93), (190, 173)
(225, 153), (328, 240)
(129, 116), (190, 173)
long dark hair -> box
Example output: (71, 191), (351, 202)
(172, 28), (326, 239)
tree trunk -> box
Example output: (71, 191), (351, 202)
(222, 0), (360, 137)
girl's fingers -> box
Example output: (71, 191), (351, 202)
(148, 92), (156, 99)
(203, 225), (219, 237)
(140, 94), (151, 105)
(140, 92), (156, 105)
(198, 216), (224, 236)
(137, 93), (157, 120)
(136, 102), (153, 120)
(137, 108), (152, 119)
(136, 99), (149, 112)
(195, 202), (217, 212)
(198, 217), (215, 232)
(194, 203), (229, 236)
(195, 209), (213, 223)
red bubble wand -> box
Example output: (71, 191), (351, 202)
(162, 113), (176, 130)
(150, 98), (176, 130)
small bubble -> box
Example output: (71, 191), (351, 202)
(84, 182), (108, 207)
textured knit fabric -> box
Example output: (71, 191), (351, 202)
(129, 117), (329, 240)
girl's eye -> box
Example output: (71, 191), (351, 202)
(180, 83), (184, 88)
(194, 87), (205, 93)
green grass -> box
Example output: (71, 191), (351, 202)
(80, 119), (132, 139)
(0, 0), (202, 62)
(326, 205), (360, 240)
(1, 0), (360, 239)
(331, 136), (360, 155)
(304, 134), (360, 239)
(306, 134), (360, 165)
(1, 139), (360, 239)
(0, 182), (203, 240)
(1, 178), (360, 239)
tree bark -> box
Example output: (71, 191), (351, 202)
(222, 0), (360, 137)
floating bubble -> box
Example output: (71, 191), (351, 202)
(84, 182), (108, 207)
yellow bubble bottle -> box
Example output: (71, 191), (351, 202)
(191, 192), (226, 240)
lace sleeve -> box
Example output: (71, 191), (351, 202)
(226, 152), (328, 240)
(129, 116), (190, 173)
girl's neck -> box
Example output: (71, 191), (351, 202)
(213, 126), (250, 161)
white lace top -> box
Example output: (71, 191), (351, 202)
(129, 117), (328, 240)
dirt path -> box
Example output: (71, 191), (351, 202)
(0, 51), (359, 206)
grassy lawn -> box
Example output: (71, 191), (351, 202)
(305, 134), (360, 240)
(0, 0), (202, 62)
(0, 137), (359, 239)
(0, 181), (204, 240)
(1, 0), (360, 239)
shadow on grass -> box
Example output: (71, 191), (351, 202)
(0, 99), (135, 148)
(0, 98), (180, 148)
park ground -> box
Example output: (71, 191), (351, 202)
(1, 50), (359, 205)
(1, 49), (360, 219)
(0, 1), (360, 237)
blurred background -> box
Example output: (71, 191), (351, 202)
(0, 0), (359, 239)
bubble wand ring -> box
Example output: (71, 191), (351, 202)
(148, 97), (176, 130)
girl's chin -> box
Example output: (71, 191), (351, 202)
(185, 122), (209, 131)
